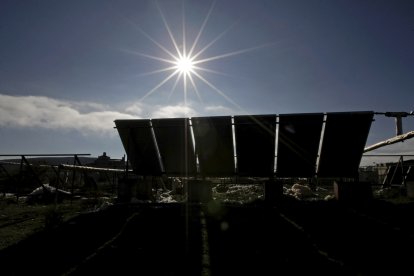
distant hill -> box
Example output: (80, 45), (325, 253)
(0, 156), (97, 166)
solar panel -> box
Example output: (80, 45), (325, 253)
(277, 113), (324, 177)
(234, 115), (276, 176)
(114, 119), (162, 176)
(192, 116), (235, 176)
(151, 118), (197, 176)
(114, 111), (374, 179)
(317, 111), (374, 178)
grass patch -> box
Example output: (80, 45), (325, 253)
(0, 198), (86, 250)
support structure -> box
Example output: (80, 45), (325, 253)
(0, 154), (90, 201)
(115, 111), (375, 204)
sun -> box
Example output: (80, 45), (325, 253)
(175, 56), (195, 75)
(128, 1), (270, 109)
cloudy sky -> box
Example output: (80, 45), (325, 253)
(1, 0), (414, 162)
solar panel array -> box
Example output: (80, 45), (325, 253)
(115, 111), (373, 179)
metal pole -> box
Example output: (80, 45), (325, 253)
(396, 117), (403, 136)
(17, 157), (24, 202)
(71, 156), (76, 204)
(55, 165), (61, 209)
(401, 155), (406, 188)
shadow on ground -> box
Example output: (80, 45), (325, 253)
(1, 198), (414, 275)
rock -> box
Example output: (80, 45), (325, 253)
(26, 184), (71, 204)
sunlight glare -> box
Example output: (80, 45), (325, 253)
(132, 1), (271, 110)
(175, 56), (195, 75)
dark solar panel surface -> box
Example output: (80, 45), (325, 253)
(192, 116), (235, 176)
(115, 119), (162, 176)
(115, 111), (373, 178)
(277, 113), (324, 177)
(152, 118), (197, 176)
(317, 111), (374, 178)
(234, 115), (276, 176)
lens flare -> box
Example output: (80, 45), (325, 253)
(175, 56), (195, 75)
(127, 1), (273, 111)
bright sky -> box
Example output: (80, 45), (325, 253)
(1, 0), (414, 162)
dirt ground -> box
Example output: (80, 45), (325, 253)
(1, 196), (414, 275)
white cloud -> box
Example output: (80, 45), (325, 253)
(69, 101), (109, 113)
(150, 104), (198, 118)
(0, 94), (137, 134)
(0, 94), (241, 135)
(0, 94), (222, 134)
(204, 105), (235, 115)
(3, 94), (414, 161)
(125, 103), (144, 115)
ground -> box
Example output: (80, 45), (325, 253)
(1, 184), (414, 275)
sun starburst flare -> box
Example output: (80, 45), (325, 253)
(175, 56), (195, 75)
(127, 0), (274, 111)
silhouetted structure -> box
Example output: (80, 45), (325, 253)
(115, 111), (374, 202)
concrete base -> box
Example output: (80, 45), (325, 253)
(264, 180), (283, 203)
(118, 176), (153, 202)
(334, 181), (372, 203)
(118, 178), (134, 203)
(407, 181), (414, 198)
(135, 178), (153, 201)
(186, 180), (212, 203)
